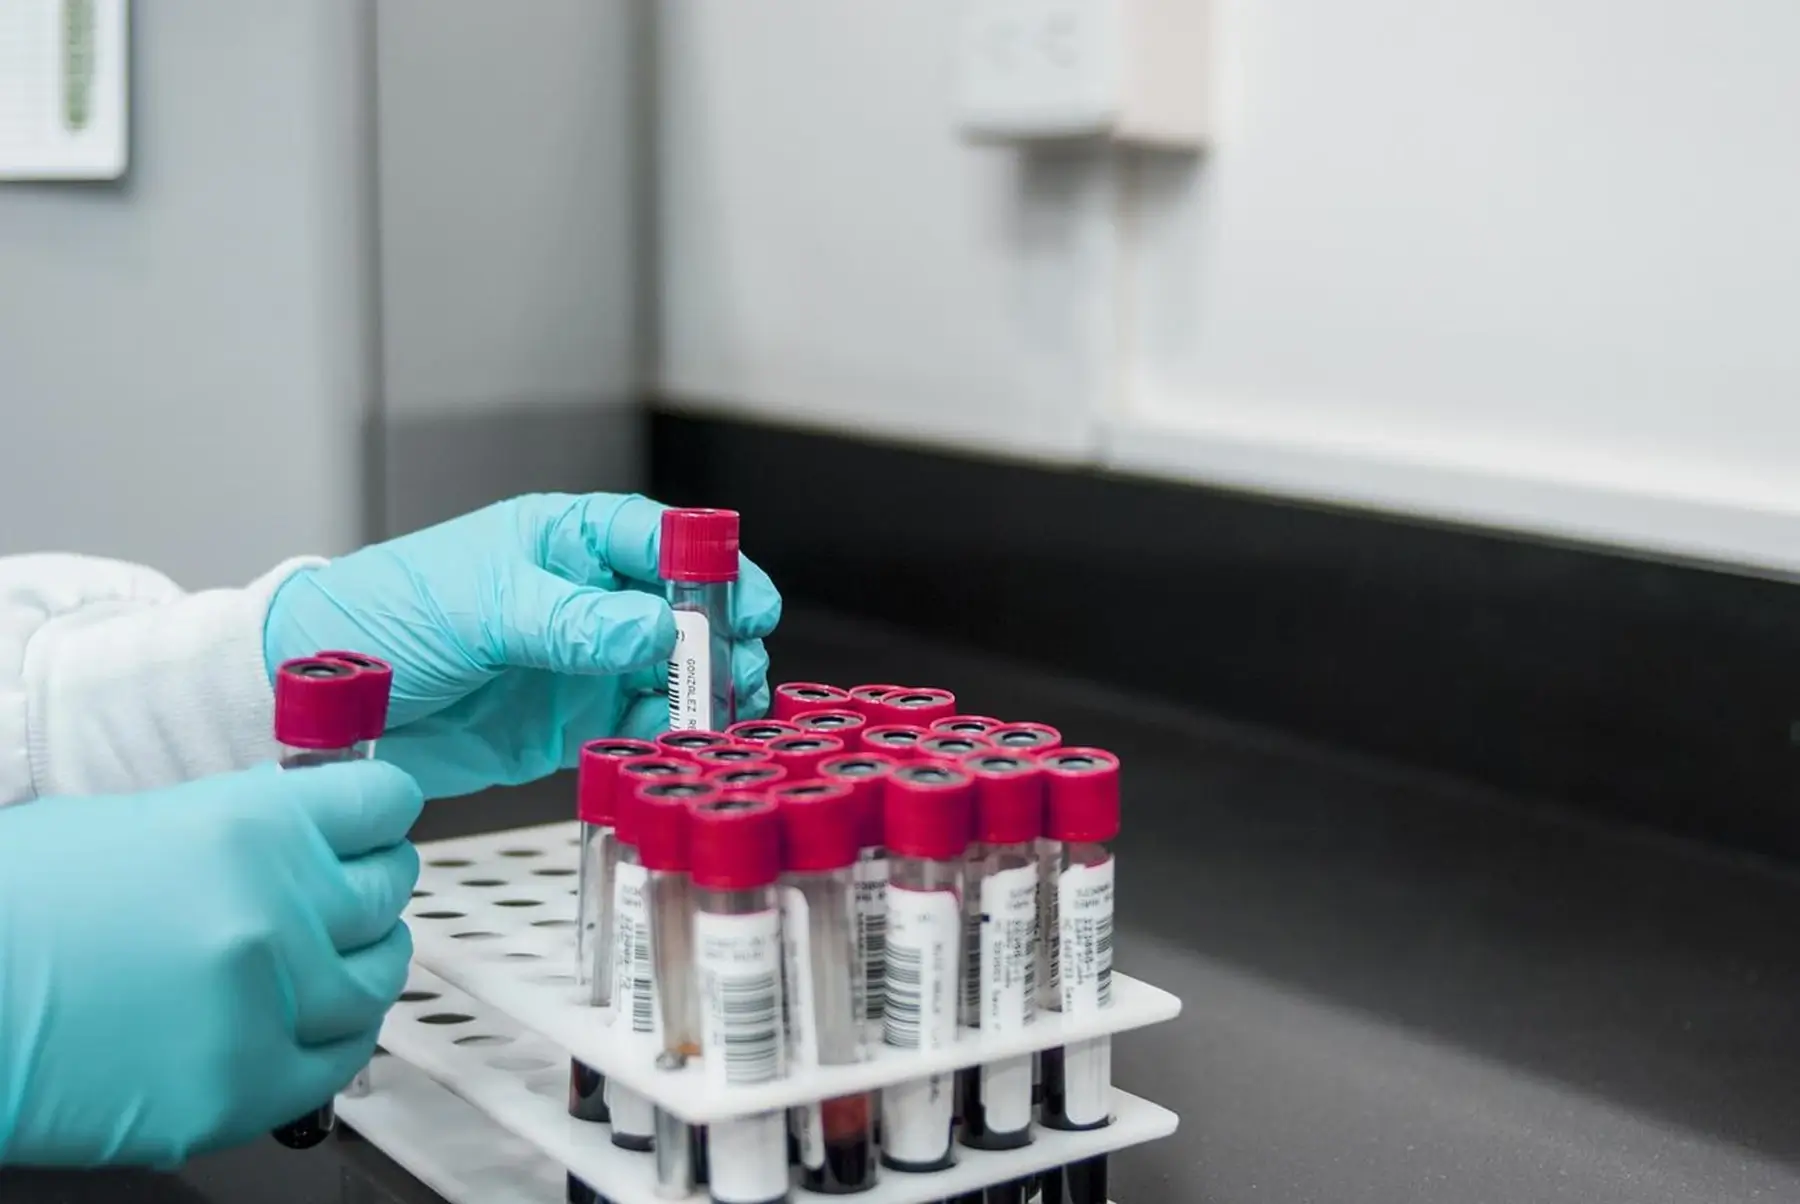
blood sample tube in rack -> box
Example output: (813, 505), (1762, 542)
(772, 681), (851, 722)
(690, 796), (790, 1204)
(819, 752), (899, 1045)
(773, 780), (877, 1194)
(1038, 749), (1120, 1204)
(872, 687), (957, 728)
(792, 707), (868, 746)
(662, 508), (741, 731)
(879, 762), (975, 1174)
(727, 718), (803, 745)
(269, 657), (369, 1150)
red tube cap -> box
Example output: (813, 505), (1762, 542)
(873, 687), (957, 726)
(818, 752), (898, 849)
(691, 744), (773, 771)
(275, 658), (364, 750)
(614, 757), (702, 845)
(773, 780), (859, 873)
(917, 732), (994, 762)
(655, 729), (734, 760)
(847, 684), (903, 719)
(765, 733), (845, 780)
(771, 682), (851, 722)
(988, 722), (1062, 754)
(792, 709), (867, 743)
(635, 780), (714, 871)
(659, 508), (739, 584)
(690, 797), (783, 890)
(316, 651), (394, 741)
(726, 719), (803, 745)
(929, 714), (1005, 737)
(1042, 747), (1121, 843)
(883, 762), (974, 861)
(702, 762), (788, 794)
(577, 738), (659, 825)
(861, 724), (928, 761)
(963, 752), (1045, 845)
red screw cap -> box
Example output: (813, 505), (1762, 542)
(659, 508), (739, 584)
(872, 687), (957, 727)
(702, 763), (788, 794)
(988, 722), (1062, 754)
(929, 715), (1005, 737)
(275, 658), (364, 750)
(818, 752), (898, 850)
(847, 684), (903, 719)
(883, 762), (975, 862)
(1042, 747), (1121, 844)
(726, 719), (802, 745)
(861, 724), (929, 762)
(962, 752), (1045, 845)
(316, 651), (394, 742)
(772, 682), (851, 722)
(655, 730), (734, 761)
(614, 757), (702, 845)
(577, 738), (659, 825)
(765, 733), (846, 780)
(918, 732), (994, 762)
(773, 780), (859, 873)
(793, 709), (867, 744)
(690, 797), (783, 890)
(691, 744), (773, 770)
(635, 780), (714, 871)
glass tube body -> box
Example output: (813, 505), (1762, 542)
(342, 729), (380, 1099)
(696, 883), (789, 1204)
(668, 580), (736, 732)
(271, 741), (362, 1149)
(608, 841), (657, 1151)
(570, 819), (617, 1122)
(1039, 839), (1114, 1204)
(879, 855), (964, 1174)
(781, 864), (874, 1193)
(649, 861), (700, 1198)
(959, 838), (1038, 1151)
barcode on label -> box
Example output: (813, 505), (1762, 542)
(712, 969), (780, 1084)
(668, 609), (711, 731)
(1057, 858), (1115, 1015)
(628, 915), (655, 1032)
(612, 866), (656, 1034)
(960, 905), (981, 1019)
(883, 940), (922, 1048)
(697, 909), (784, 1087)
(856, 864), (887, 1025)
(1095, 912), (1113, 1007)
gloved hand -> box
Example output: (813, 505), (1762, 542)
(263, 493), (782, 799)
(0, 760), (422, 1168)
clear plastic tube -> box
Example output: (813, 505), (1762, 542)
(608, 835), (657, 1153)
(669, 577), (735, 732)
(818, 753), (899, 1046)
(570, 816), (617, 1124)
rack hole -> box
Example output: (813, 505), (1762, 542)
(530, 918), (575, 929)
(398, 990), (439, 1003)
(453, 1034), (513, 1048)
(461, 878), (506, 888)
(532, 867), (576, 877)
(418, 1012), (475, 1025)
(427, 858), (472, 868)
(500, 848), (542, 858)
(451, 931), (501, 941)
(495, 898), (543, 908)
(414, 910), (465, 920)
(411, 889), (432, 898)
(501, 951), (542, 961)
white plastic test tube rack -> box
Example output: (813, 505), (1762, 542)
(360, 820), (1178, 1203)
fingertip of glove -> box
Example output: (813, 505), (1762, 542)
(306, 759), (425, 822)
(589, 589), (676, 668)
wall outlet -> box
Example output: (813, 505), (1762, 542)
(953, 0), (1210, 148)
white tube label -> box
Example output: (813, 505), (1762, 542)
(881, 883), (960, 1167)
(1058, 856), (1115, 1129)
(855, 856), (888, 1029)
(696, 909), (784, 1087)
(611, 861), (657, 1036)
(780, 886), (825, 1169)
(668, 609), (712, 730)
(977, 861), (1039, 1135)
(1038, 840), (1061, 1006)
(706, 1111), (790, 1204)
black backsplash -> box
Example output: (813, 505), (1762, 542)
(651, 411), (1800, 862)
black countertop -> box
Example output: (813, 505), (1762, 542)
(10, 610), (1800, 1203)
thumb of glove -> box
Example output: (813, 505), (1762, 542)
(491, 567), (677, 677)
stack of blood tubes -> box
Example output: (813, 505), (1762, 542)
(879, 762), (975, 1175)
(571, 739), (658, 1126)
(663, 508), (740, 732)
(772, 681), (851, 721)
(1038, 749), (1120, 1204)
(861, 724), (929, 761)
(690, 796), (790, 1204)
(818, 751), (898, 1044)
(270, 655), (387, 1149)
(792, 707), (867, 745)
(772, 780), (876, 1193)
(872, 687), (957, 728)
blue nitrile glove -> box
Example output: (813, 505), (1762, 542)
(0, 760), (422, 1167)
(262, 493), (782, 800)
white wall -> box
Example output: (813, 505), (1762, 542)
(657, 0), (1800, 574)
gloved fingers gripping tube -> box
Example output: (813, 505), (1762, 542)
(772, 681), (851, 722)
(691, 797), (790, 1204)
(879, 763), (975, 1175)
(956, 754), (1045, 1153)
(1036, 750), (1121, 1204)
(662, 509), (741, 733)
(270, 657), (370, 1149)
(775, 782), (876, 1194)
(818, 753), (899, 1047)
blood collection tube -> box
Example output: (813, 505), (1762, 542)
(871, 687), (957, 728)
(658, 729), (735, 760)
(704, 762), (788, 796)
(986, 723), (1062, 754)
(956, 753), (1043, 1153)
(917, 732), (994, 764)
(792, 707), (868, 746)
(765, 732), (846, 780)
(727, 718), (802, 745)
(818, 752), (899, 1044)
(772, 681), (851, 721)
(846, 684), (902, 718)
(861, 724), (929, 761)
(772, 781), (876, 1194)
(571, 738), (658, 1124)
(270, 657), (366, 1150)
(690, 797), (790, 1204)
(692, 744), (775, 773)
(1038, 750), (1120, 1204)
(879, 762), (974, 1174)
(662, 508), (741, 731)
(929, 715), (1004, 738)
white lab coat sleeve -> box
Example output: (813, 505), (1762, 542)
(0, 553), (326, 806)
